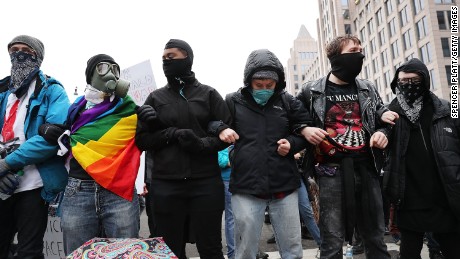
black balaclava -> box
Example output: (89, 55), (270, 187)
(163, 39), (193, 79)
(329, 52), (365, 83)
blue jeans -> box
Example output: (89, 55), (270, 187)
(298, 180), (321, 246)
(60, 177), (140, 255)
(223, 180), (235, 259)
(232, 191), (302, 259)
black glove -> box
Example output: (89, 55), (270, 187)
(136, 105), (157, 125)
(0, 159), (11, 178)
(38, 123), (69, 145)
(175, 129), (204, 152)
(0, 173), (20, 195)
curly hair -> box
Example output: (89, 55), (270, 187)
(326, 35), (361, 59)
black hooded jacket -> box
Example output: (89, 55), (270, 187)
(226, 49), (310, 195)
(384, 58), (460, 224)
(135, 73), (231, 179)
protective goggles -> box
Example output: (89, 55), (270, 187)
(96, 62), (120, 78)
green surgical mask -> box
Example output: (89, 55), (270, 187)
(251, 89), (274, 106)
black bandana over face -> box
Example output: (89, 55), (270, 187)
(329, 52), (365, 83)
(397, 80), (426, 105)
(162, 58), (192, 78)
(9, 51), (40, 97)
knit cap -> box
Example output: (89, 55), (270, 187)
(8, 35), (45, 63)
(85, 54), (118, 84)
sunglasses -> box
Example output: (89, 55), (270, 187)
(96, 62), (120, 78)
(397, 77), (422, 86)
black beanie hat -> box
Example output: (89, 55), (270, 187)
(85, 54), (118, 84)
(164, 39), (194, 63)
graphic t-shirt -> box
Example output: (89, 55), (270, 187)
(316, 80), (367, 162)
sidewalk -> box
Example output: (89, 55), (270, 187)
(190, 243), (429, 259)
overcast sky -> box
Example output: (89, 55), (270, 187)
(0, 0), (319, 99)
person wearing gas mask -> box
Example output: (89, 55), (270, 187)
(296, 35), (396, 259)
(0, 35), (70, 259)
(135, 39), (231, 259)
(384, 58), (460, 259)
(39, 54), (141, 255)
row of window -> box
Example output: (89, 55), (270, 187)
(355, 1), (453, 47)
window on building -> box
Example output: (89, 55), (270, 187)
(391, 40), (400, 59)
(406, 52), (417, 60)
(343, 9), (350, 19)
(295, 83), (299, 90)
(360, 28), (367, 42)
(368, 18), (375, 35)
(379, 29), (386, 46)
(429, 69), (437, 90)
(447, 10), (452, 30)
(371, 38), (377, 54)
(365, 64), (371, 78)
(441, 37), (450, 57)
(381, 49), (389, 67)
(446, 65), (452, 85)
(400, 5), (410, 27)
(389, 18), (397, 37)
(341, 0), (349, 6)
(384, 70), (392, 88)
(376, 8), (383, 25)
(435, 0), (454, 3)
(386, 0), (394, 15)
(375, 77), (381, 92)
(413, 0), (424, 14)
(294, 75), (299, 81)
(437, 11), (447, 30)
(420, 42), (432, 63)
(394, 62), (402, 72)
(345, 24), (352, 34)
(373, 59), (380, 74)
(354, 19), (358, 32)
(293, 65), (297, 71)
(403, 29), (414, 50)
(416, 16), (428, 39)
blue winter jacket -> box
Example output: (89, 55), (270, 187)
(0, 71), (70, 201)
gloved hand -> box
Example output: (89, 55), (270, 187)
(0, 173), (20, 195)
(38, 123), (69, 145)
(136, 105), (157, 125)
(0, 159), (11, 178)
(175, 129), (204, 152)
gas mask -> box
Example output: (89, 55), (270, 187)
(90, 62), (130, 98)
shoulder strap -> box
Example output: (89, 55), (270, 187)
(280, 91), (291, 113)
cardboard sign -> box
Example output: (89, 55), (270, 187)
(43, 216), (65, 259)
(121, 59), (157, 106)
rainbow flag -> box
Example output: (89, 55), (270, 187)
(69, 96), (141, 201)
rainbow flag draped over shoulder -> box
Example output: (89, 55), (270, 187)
(69, 96), (141, 201)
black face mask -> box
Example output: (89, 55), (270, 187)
(397, 82), (426, 105)
(162, 58), (192, 77)
(329, 52), (365, 83)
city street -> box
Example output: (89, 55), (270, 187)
(138, 209), (429, 259)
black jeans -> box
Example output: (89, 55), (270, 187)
(151, 176), (225, 259)
(399, 228), (460, 259)
(318, 162), (390, 259)
(0, 188), (48, 259)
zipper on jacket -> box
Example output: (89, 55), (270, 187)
(418, 122), (428, 151)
